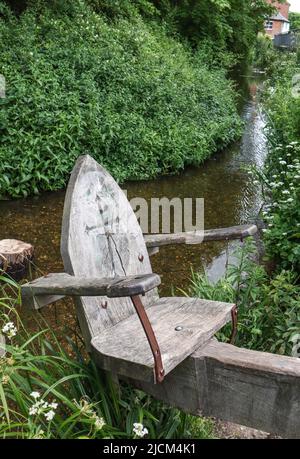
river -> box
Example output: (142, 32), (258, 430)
(0, 73), (267, 331)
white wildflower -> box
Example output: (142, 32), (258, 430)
(133, 422), (148, 438)
(30, 391), (40, 400)
(29, 406), (38, 416)
(286, 198), (294, 203)
(2, 322), (17, 338)
(279, 160), (287, 165)
(44, 410), (55, 422)
(94, 415), (105, 431)
(282, 190), (290, 195)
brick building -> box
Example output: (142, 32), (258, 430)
(265, 1), (290, 38)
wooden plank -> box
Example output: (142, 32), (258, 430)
(21, 272), (161, 303)
(60, 155), (158, 348)
(144, 224), (257, 248)
(91, 297), (234, 383)
(128, 340), (300, 438)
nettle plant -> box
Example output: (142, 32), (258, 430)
(0, 0), (241, 198)
(258, 141), (300, 272)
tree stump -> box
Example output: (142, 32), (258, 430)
(0, 239), (34, 281)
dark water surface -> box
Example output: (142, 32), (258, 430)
(0, 75), (267, 331)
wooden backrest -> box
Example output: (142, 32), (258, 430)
(61, 155), (158, 346)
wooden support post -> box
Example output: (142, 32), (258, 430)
(126, 340), (300, 438)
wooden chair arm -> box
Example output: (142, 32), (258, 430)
(145, 224), (257, 250)
(21, 273), (161, 309)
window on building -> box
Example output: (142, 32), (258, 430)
(265, 20), (273, 30)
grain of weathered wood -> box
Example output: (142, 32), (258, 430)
(129, 339), (300, 438)
(60, 155), (159, 347)
(21, 272), (161, 302)
(91, 297), (234, 382)
(144, 224), (257, 248)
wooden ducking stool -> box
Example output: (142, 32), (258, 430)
(21, 155), (300, 438)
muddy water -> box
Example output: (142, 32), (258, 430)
(0, 75), (267, 329)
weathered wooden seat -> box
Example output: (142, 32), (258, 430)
(21, 155), (254, 384)
(92, 297), (234, 383)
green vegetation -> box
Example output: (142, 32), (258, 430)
(0, 0), (243, 198)
(0, 0), (272, 198)
(252, 34), (278, 74)
(189, 52), (300, 357)
(189, 241), (300, 355)
(290, 12), (300, 31)
(261, 53), (300, 271)
(151, 0), (273, 60)
(0, 276), (216, 439)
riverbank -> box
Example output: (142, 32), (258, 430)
(0, 0), (242, 199)
(190, 51), (300, 357)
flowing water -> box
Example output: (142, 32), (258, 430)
(0, 73), (267, 330)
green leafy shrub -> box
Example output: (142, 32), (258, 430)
(188, 240), (300, 355)
(264, 53), (300, 145)
(257, 142), (300, 272)
(256, 54), (300, 272)
(0, 275), (216, 439)
(0, 0), (241, 198)
(252, 33), (277, 73)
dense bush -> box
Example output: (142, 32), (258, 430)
(252, 33), (277, 74)
(257, 141), (300, 272)
(258, 54), (300, 272)
(150, 0), (273, 59)
(264, 53), (300, 144)
(0, 0), (241, 198)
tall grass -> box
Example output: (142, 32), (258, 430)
(187, 240), (300, 355)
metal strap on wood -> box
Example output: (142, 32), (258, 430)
(131, 295), (165, 383)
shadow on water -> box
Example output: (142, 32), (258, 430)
(0, 73), (267, 330)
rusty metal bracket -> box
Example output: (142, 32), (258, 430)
(131, 295), (165, 383)
(229, 305), (238, 345)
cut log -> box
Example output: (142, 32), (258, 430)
(0, 239), (34, 281)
